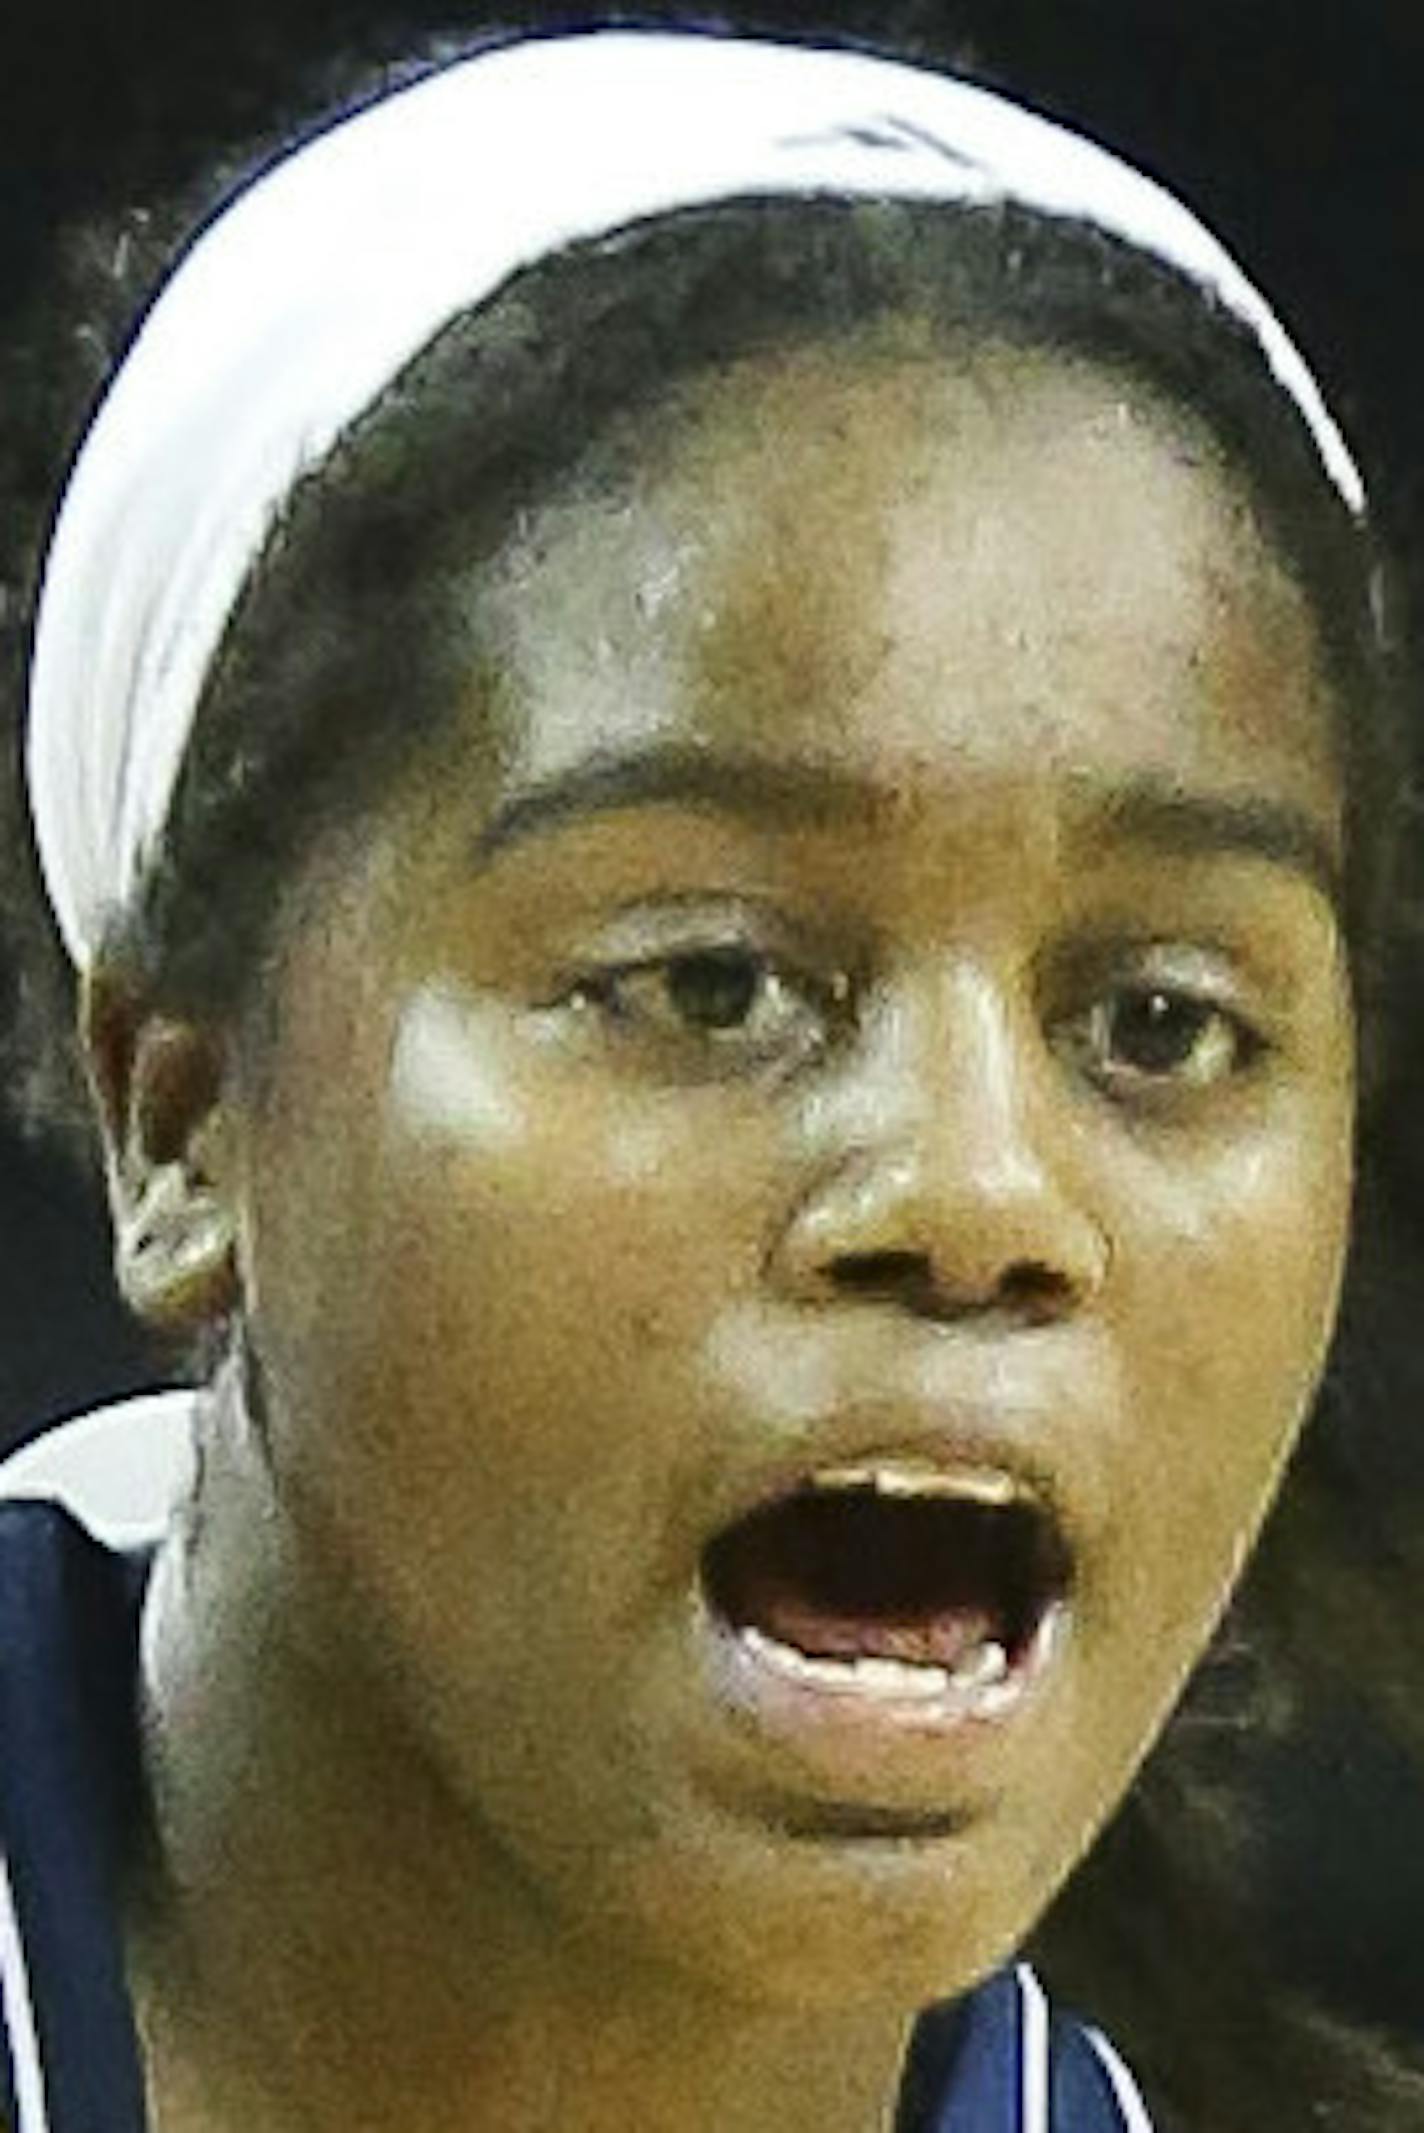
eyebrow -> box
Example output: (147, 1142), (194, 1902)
(473, 743), (1343, 913)
(473, 745), (879, 862)
(1087, 779), (1343, 916)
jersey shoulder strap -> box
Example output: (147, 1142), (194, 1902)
(902, 1963), (1157, 2130)
(0, 1499), (151, 2133)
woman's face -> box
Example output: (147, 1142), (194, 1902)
(221, 339), (1353, 2008)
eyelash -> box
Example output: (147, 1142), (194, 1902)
(560, 943), (851, 1079)
(551, 932), (1268, 1105)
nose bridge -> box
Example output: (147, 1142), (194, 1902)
(778, 953), (1107, 1317)
(909, 957), (1044, 1195)
(826, 955), (1053, 1200)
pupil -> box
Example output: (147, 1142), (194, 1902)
(666, 950), (760, 1029)
(1114, 989), (1199, 1072)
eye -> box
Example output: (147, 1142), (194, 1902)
(1063, 981), (1260, 1098)
(646, 947), (772, 1032)
(565, 943), (848, 1075)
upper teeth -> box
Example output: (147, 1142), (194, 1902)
(810, 1463), (1021, 1506)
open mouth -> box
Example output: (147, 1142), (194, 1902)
(701, 1464), (1073, 1711)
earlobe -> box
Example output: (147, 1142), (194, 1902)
(80, 966), (240, 1332)
(115, 1159), (239, 1328)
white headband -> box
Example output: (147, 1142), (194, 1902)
(26, 28), (1365, 967)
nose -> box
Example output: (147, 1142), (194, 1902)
(769, 968), (1110, 1326)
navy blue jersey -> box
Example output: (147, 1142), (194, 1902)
(0, 1428), (1156, 2133)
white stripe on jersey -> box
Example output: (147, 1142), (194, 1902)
(0, 1849), (49, 2133)
(0, 1392), (195, 1548)
(1016, 1962), (1052, 2133)
(1086, 2024), (1157, 2133)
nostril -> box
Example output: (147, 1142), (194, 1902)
(831, 1250), (937, 1306)
(829, 1250), (1075, 1321)
(997, 1260), (1075, 1324)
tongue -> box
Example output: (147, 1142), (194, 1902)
(702, 1488), (1045, 1669)
(751, 1588), (1000, 1669)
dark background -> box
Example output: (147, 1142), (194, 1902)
(4, 0), (1424, 2042)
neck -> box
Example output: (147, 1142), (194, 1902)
(127, 1384), (915, 2133)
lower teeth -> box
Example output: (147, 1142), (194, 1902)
(741, 1626), (1009, 1699)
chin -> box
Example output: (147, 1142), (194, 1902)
(547, 1795), (1056, 2020)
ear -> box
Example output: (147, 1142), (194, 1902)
(80, 965), (240, 1332)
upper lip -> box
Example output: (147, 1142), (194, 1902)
(689, 1407), (1087, 1570)
(676, 1312), (1114, 1586)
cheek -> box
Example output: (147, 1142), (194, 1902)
(245, 983), (783, 1541)
(382, 983), (778, 1330)
(239, 982), (811, 1846)
(1100, 1097), (1352, 1638)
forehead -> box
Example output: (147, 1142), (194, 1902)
(462, 335), (1341, 846)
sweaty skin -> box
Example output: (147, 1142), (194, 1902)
(115, 339), (1353, 2133)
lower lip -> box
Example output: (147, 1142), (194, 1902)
(692, 1593), (1069, 1809)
